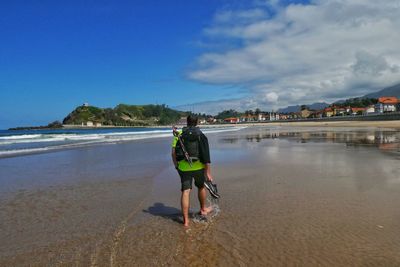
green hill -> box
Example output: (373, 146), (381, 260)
(63, 104), (182, 126)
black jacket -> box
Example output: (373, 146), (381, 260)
(198, 132), (211, 164)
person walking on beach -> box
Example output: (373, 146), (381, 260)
(172, 115), (213, 227)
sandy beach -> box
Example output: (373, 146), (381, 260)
(1, 122), (400, 266)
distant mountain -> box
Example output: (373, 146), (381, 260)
(363, 83), (400, 98)
(278, 102), (329, 113)
(332, 83), (400, 105)
(278, 105), (301, 113)
(220, 83), (400, 115)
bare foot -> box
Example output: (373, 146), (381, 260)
(200, 206), (213, 216)
(183, 219), (189, 227)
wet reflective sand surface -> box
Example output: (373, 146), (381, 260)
(1, 126), (400, 266)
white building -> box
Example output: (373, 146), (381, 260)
(269, 112), (280, 121)
(365, 105), (375, 114)
(258, 113), (267, 121)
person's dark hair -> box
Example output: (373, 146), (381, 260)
(187, 115), (198, 127)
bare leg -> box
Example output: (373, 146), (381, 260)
(198, 186), (212, 215)
(181, 189), (191, 227)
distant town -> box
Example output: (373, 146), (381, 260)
(8, 96), (400, 130)
(70, 96), (400, 128)
(195, 96), (400, 125)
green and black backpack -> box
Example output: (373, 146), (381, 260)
(175, 126), (201, 162)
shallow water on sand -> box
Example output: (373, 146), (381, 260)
(1, 126), (400, 266)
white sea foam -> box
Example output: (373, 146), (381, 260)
(0, 127), (244, 145)
(192, 196), (220, 224)
(203, 126), (247, 134)
(0, 140), (101, 157)
(102, 130), (171, 136)
(0, 126), (245, 157)
(0, 134), (103, 145)
(0, 132), (173, 156)
(0, 134), (42, 140)
(0, 147), (52, 156)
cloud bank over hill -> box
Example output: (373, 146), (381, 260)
(183, 0), (400, 114)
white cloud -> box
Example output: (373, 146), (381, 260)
(265, 91), (279, 102)
(213, 8), (266, 23)
(187, 0), (400, 113)
(352, 50), (396, 76)
(175, 98), (260, 115)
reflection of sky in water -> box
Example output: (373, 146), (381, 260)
(213, 127), (400, 159)
(212, 149), (248, 162)
(210, 127), (400, 193)
(210, 127), (400, 176)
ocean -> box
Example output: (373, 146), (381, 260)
(0, 126), (245, 158)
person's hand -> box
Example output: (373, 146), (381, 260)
(206, 172), (213, 182)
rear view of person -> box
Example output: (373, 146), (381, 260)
(171, 115), (213, 227)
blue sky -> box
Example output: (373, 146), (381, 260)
(0, 0), (234, 128)
(1, 0), (400, 128)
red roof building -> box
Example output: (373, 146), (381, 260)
(350, 107), (366, 114)
(378, 97), (399, 104)
(224, 117), (238, 123)
(376, 96), (399, 113)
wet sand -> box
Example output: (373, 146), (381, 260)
(1, 126), (400, 266)
(272, 120), (400, 129)
(197, 120), (400, 129)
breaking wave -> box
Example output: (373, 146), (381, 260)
(0, 126), (245, 157)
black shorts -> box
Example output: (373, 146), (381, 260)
(178, 169), (206, 191)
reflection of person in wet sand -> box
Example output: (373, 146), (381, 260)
(172, 115), (213, 227)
